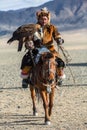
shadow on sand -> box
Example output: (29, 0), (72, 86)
(68, 62), (87, 67)
(0, 114), (45, 126)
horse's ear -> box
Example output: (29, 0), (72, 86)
(44, 52), (54, 59)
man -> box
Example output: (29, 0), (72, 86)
(21, 7), (65, 88)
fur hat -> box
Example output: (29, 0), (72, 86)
(36, 7), (51, 23)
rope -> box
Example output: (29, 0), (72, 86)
(58, 45), (76, 85)
(59, 45), (72, 63)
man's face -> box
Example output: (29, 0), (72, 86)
(39, 16), (49, 26)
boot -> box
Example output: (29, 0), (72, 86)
(22, 77), (34, 88)
(56, 67), (66, 86)
(57, 67), (66, 80)
(22, 79), (28, 88)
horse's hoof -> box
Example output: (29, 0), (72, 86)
(33, 112), (38, 116)
(45, 121), (51, 125)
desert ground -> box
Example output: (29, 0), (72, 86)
(0, 29), (87, 130)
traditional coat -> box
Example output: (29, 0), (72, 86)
(34, 23), (62, 59)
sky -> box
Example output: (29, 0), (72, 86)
(0, 0), (52, 11)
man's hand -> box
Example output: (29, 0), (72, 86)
(34, 39), (42, 48)
(57, 38), (64, 45)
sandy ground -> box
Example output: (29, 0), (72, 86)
(0, 29), (87, 130)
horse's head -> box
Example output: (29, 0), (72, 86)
(40, 52), (57, 85)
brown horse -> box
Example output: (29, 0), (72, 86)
(29, 51), (57, 125)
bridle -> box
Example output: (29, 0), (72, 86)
(40, 56), (57, 93)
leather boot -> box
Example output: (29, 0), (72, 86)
(22, 79), (28, 88)
(57, 67), (66, 80)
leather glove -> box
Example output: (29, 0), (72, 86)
(57, 38), (64, 45)
(34, 39), (42, 48)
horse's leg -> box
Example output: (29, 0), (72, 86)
(49, 87), (55, 117)
(40, 90), (51, 125)
(30, 86), (38, 116)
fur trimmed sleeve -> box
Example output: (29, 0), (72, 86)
(52, 25), (61, 41)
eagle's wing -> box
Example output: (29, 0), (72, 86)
(7, 24), (36, 51)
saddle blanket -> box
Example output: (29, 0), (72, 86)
(35, 46), (50, 63)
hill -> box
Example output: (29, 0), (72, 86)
(0, 0), (87, 35)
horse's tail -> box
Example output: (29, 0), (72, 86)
(35, 88), (41, 103)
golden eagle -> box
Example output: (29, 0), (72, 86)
(7, 24), (36, 51)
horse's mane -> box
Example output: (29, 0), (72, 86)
(39, 52), (54, 63)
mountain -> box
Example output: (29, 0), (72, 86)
(0, 0), (87, 36)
